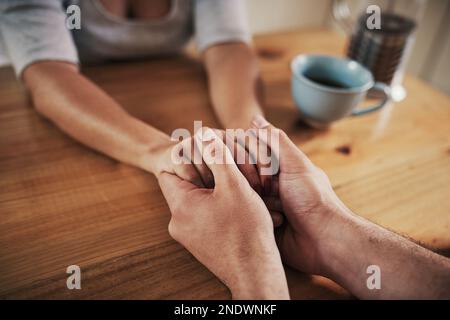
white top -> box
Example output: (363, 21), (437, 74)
(0, 0), (251, 77)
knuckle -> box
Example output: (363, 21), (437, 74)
(223, 173), (241, 189)
(186, 170), (198, 182)
(278, 129), (288, 139)
(167, 220), (179, 240)
(180, 165), (198, 181)
(212, 129), (224, 140)
(227, 176), (250, 195)
(178, 138), (194, 158)
(171, 204), (185, 218)
(314, 166), (327, 178)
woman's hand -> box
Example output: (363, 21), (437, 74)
(151, 130), (266, 212)
(151, 136), (214, 188)
(158, 128), (289, 299)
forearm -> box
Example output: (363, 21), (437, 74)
(23, 61), (169, 173)
(203, 43), (264, 129)
(319, 206), (450, 299)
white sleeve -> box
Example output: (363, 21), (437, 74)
(0, 0), (79, 78)
(194, 0), (252, 52)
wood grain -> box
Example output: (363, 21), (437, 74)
(0, 29), (449, 299)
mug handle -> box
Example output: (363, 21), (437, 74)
(351, 82), (391, 116)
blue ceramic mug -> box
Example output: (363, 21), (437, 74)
(291, 54), (391, 128)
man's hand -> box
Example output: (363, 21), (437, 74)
(249, 115), (348, 275)
(250, 115), (450, 299)
(158, 128), (289, 299)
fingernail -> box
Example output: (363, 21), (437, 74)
(251, 115), (270, 128)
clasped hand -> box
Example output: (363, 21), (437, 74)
(157, 115), (349, 299)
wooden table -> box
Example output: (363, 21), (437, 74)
(1, 29), (449, 299)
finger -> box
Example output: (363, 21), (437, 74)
(191, 136), (215, 188)
(235, 140), (263, 195)
(173, 137), (205, 187)
(195, 127), (244, 187)
(158, 172), (197, 210)
(264, 196), (283, 212)
(261, 172), (273, 196)
(215, 129), (262, 195)
(230, 129), (271, 195)
(173, 160), (204, 188)
(250, 115), (313, 170)
(270, 211), (284, 228)
(194, 161), (215, 189)
(271, 176), (279, 197)
(240, 129), (279, 196)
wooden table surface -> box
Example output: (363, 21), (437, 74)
(1, 29), (449, 299)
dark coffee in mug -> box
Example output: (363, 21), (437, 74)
(304, 75), (351, 89)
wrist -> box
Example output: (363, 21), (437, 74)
(315, 203), (366, 280)
(229, 262), (290, 299)
(138, 135), (174, 175)
(226, 239), (289, 299)
(223, 106), (263, 130)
